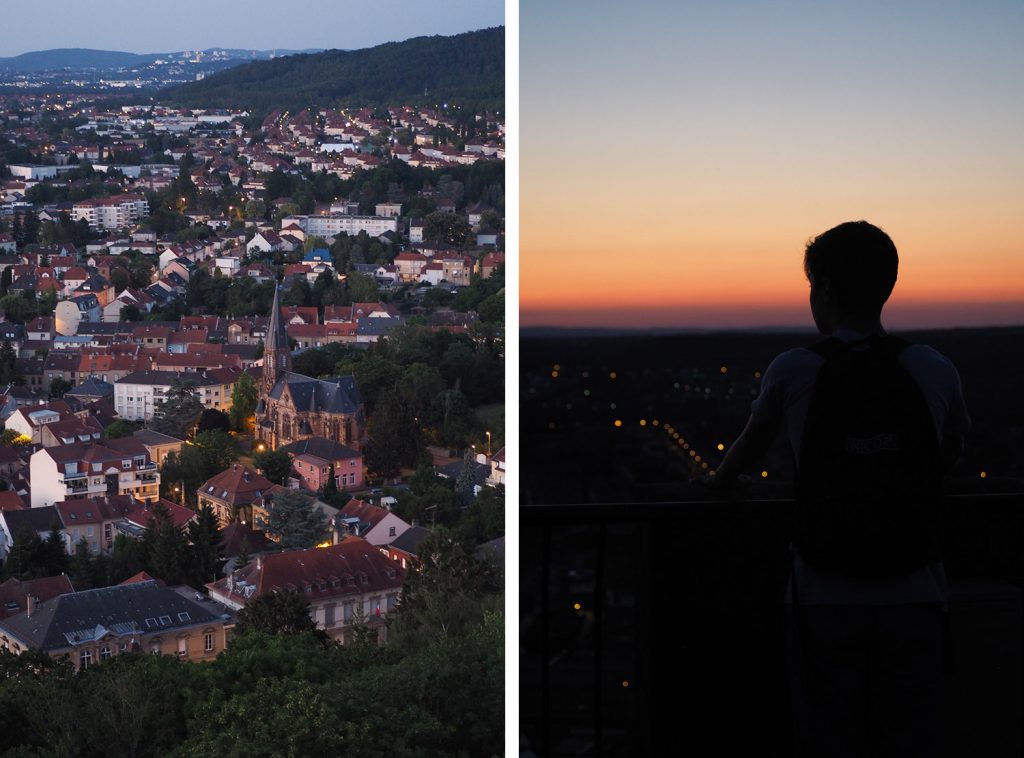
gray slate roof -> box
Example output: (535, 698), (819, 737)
(269, 372), (362, 414)
(66, 377), (114, 398)
(388, 525), (432, 556)
(279, 436), (361, 461)
(3, 506), (60, 538)
(0, 580), (222, 652)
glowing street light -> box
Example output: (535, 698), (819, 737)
(485, 430), (491, 457)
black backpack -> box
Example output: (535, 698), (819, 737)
(794, 335), (942, 578)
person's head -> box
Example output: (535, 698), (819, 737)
(804, 221), (898, 334)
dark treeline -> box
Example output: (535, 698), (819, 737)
(0, 527), (504, 757)
(161, 28), (505, 117)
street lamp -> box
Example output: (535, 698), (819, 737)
(485, 430), (491, 457)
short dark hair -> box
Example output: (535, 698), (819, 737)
(804, 221), (898, 318)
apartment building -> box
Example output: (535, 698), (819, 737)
(29, 439), (161, 508)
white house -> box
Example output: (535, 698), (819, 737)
(29, 440), (160, 508)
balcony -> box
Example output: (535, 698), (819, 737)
(521, 494), (1024, 757)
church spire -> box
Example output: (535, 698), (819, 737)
(262, 284), (291, 393)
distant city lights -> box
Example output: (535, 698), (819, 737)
(761, 470), (768, 478)
(614, 419), (622, 427)
(717, 443), (725, 451)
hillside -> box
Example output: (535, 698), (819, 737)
(160, 27), (504, 115)
(0, 48), (154, 71)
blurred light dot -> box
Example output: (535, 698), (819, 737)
(609, 372), (617, 380)
(695, 455), (701, 462)
(639, 419), (647, 426)
(761, 470), (768, 478)
(689, 450), (696, 457)
(548, 422), (555, 430)
(582, 371), (590, 378)
(702, 462), (709, 469)
(573, 602), (581, 610)
(716, 443), (725, 451)
(652, 419), (660, 426)
(609, 403), (617, 409)
(622, 680), (630, 688)
(553, 364), (561, 371)
(980, 471), (988, 479)
(583, 389), (591, 396)
(614, 419), (622, 427)
(672, 432), (680, 439)
(720, 366), (728, 374)
(683, 443), (690, 450)
(754, 371), (762, 379)
(673, 382), (680, 389)
(551, 371), (559, 378)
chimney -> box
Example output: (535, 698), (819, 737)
(26, 594), (35, 618)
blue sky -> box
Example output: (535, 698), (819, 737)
(0, 0), (504, 56)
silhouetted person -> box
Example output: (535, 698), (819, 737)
(710, 221), (970, 757)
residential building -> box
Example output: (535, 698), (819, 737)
(337, 499), (411, 546)
(114, 368), (240, 422)
(197, 464), (275, 528)
(284, 214), (398, 240)
(206, 537), (404, 643)
(278, 436), (363, 492)
(0, 580), (228, 670)
(29, 439), (160, 508)
(71, 194), (148, 231)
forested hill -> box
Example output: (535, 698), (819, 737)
(0, 48), (154, 71)
(160, 27), (504, 116)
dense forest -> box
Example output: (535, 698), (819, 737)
(160, 28), (504, 116)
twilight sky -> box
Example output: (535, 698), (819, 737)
(521, 1), (1024, 329)
(0, 1), (503, 57)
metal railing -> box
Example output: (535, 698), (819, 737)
(521, 494), (1024, 757)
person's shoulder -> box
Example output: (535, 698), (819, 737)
(900, 343), (961, 376)
(765, 346), (824, 375)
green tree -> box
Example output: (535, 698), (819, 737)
(257, 490), (328, 551)
(188, 505), (223, 586)
(102, 419), (139, 439)
(363, 391), (423, 480)
(229, 371), (258, 432)
(423, 210), (471, 246)
(389, 529), (501, 649)
(142, 501), (190, 585)
(48, 376), (72, 399)
(253, 448), (292, 486)
(345, 271), (379, 302)
(0, 341), (20, 385)
(233, 591), (326, 640)
(150, 377), (204, 440)
(119, 302), (142, 322)
(0, 293), (37, 323)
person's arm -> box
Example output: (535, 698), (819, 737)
(710, 413), (780, 489)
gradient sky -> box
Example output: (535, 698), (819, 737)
(0, 1), (503, 57)
(521, 1), (1024, 329)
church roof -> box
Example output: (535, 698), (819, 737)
(269, 372), (362, 415)
(264, 284), (289, 359)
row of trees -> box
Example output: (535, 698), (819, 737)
(0, 523), (503, 756)
(1, 502), (223, 591)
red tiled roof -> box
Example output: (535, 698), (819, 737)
(199, 465), (274, 507)
(339, 499), (389, 530)
(0, 491), (27, 511)
(119, 571), (158, 585)
(210, 536), (404, 602)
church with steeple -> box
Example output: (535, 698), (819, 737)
(254, 286), (366, 451)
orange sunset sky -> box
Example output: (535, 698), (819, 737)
(520, 1), (1024, 329)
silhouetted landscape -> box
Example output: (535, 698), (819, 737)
(522, 326), (1024, 505)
